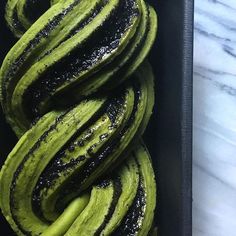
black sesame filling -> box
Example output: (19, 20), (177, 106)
(2, 0), (81, 102)
(31, 90), (126, 220)
(94, 176), (122, 235)
(111, 177), (146, 236)
(9, 110), (70, 234)
(51, 83), (141, 210)
(22, 0), (139, 119)
(37, 0), (108, 61)
(104, 6), (151, 89)
(72, 5), (149, 95)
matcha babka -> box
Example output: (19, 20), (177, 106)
(0, 0), (158, 235)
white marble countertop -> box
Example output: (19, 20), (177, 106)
(193, 0), (236, 235)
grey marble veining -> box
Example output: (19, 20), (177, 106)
(193, 0), (236, 235)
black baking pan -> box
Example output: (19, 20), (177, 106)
(0, 0), (193, 235)
(147, 0), (193, 235)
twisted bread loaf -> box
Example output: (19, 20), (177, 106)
(0, 0), (158, 235)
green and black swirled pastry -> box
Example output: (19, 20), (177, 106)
(0, 0), (158, 235)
